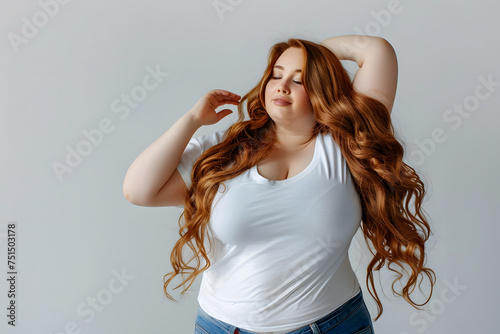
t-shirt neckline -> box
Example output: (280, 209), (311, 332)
(250, 133), (322, 186)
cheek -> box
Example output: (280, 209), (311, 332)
(264, 85), (273, 106)
(298, 91), (312, 107)
(264, 83), (271, 94)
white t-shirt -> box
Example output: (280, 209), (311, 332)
(176, 130), (363, 333)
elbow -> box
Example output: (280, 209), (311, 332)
(122, 177), (142, 205)
(123, 189), (133, 204)
(123, 191), (147, 207)
(123, 188), (138, 205)
(353, 37), (394, 68)
(123, 187), (159, 207)
(364, 36), (394, 54)
(373, 36), (391, 46)
(376, 37), (396, 55)
(122, 182), (132, 202)
(123, 186), (144, 206)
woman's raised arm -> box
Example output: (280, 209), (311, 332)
(122, 89), (240, 207)
(320, 35), (398, 114)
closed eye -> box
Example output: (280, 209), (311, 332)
(271, 77), (302, 84)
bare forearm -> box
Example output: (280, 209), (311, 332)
(122, 111), (201, 202)
(320, 35), (386, 67)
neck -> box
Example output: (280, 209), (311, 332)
(274, 127), (316, 152)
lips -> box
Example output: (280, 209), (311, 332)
(272, 96), (291, 106)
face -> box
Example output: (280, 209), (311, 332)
(264, 47), (315, 132)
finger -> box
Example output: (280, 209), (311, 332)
(209, 92), (239, 103)
(211, 90), (241, 99)
(218, 98), (241, 105)
(212, 94), (241, 103)
(212, 98), (241, 107)
(216, 109), (233, 120)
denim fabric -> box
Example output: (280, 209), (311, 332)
(194, 289), (374, 334)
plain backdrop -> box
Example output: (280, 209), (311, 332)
(1, 0), (498, 333)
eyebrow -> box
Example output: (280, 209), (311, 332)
(273, 65), (302, 73)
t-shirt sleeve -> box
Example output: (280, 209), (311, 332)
(176, 130), (226, 189)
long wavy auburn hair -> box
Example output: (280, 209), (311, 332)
(163, 38), (436, 320)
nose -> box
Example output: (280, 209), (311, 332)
(277, 82), (290, 94)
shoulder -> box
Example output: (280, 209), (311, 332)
(190, 129), (227, 150)
(318, 131), (335, 147)
(318, 131), (343, 158)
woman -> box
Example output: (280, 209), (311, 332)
(123, 35), (436, 334)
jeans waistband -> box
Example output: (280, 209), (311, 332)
(197, 288), (364, 334)
(309, 288), (363, 329)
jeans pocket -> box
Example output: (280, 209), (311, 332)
(353, 325), (374, 334)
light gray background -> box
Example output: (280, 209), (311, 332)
(1, 0), (498, 333)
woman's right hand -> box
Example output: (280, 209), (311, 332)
(188, 89), (241, 127)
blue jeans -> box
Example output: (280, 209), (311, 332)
(194, 289), (374, 334)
